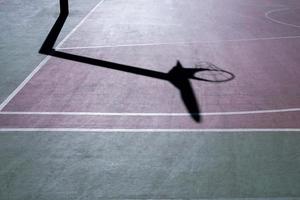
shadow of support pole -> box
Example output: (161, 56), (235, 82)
(39, 0), (234, 122)
(39, 0), (68, 54)
(60, 0), (69, 15)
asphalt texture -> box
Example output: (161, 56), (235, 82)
(0, 0), (300, 199)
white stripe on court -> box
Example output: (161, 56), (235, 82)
(0, 128), (299, 132)
(0, 107), (300, 116)
(55, 0), (106, 48)
(265, 7), (300, 28)
(57, 35), (300, 50)
(0, 0), (106, 111)
(0, 57), (50, 111)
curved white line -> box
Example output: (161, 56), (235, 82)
(265, 7), (300, 28)
(1, 108), (300, 116)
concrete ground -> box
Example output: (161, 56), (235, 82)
(0, 0), (300, 199)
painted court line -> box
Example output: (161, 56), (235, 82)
(57, 35), (300, 50)
(265, 7), (300, 28)
(55, 0), (106, 48)
(0, 0), (106, 111)
(0, 128), (300, 132)
(1, 108), (300, 116)
(0, 57), (51, 111)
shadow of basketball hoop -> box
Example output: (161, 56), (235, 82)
(39, 0), (235, 122)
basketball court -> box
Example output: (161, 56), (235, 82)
(1, 0), (300, 131)
(0, 0), (300, 199)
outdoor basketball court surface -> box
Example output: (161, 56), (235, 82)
(1, 0), (300, 131)
(0, 0), (300, 199)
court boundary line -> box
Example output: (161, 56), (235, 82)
(0, 128), (299, 132)
(0, 0), (106, 111)
(57, 35), (300, 50)
(1, 107), (300, 116)
(265, 7), (300, 28)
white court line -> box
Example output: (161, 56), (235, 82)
(1, 108), (300, 116)
(55, 0), (106, 48)
(0, 57), (51, 111)
(57, 35), (300, 50)
(265, 7), (300, 28)
(104, 22), (182, 27)
(0, 0), (106, 111)
(0, 128), (299, 132)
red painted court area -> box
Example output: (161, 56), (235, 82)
(0, 0), (300, 130)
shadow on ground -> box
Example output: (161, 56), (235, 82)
(39, 0), (235, 122)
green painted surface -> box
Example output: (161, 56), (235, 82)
(0, 0), (100, 103)
(0, 132), (300, 199)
